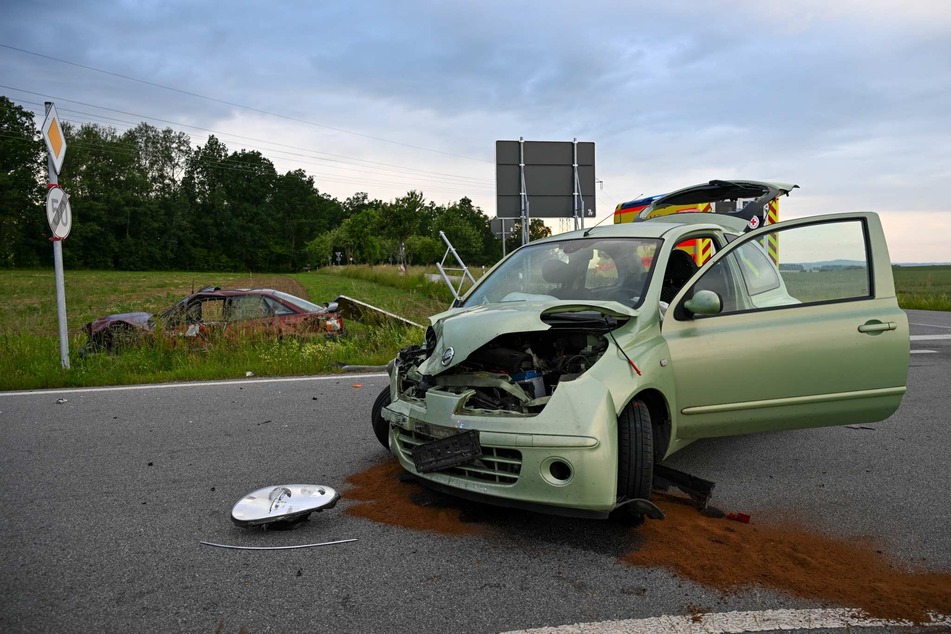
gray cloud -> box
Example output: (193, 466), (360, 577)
(2, 0), (949, 260)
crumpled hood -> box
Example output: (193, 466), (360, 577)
(84, 312), (153, 335)
(418, 300), (637, 375)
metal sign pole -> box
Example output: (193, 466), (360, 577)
(52, 238), (69, 368)
(45, 102), (69, 369)
(519, 137), (529, 246)
(501, 219), (507, 258)
(572, 138), (588, 231)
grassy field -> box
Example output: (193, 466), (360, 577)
(0, 266), (452, 391)
(893, 265), (951, 311)
(0, 264), (946, 391)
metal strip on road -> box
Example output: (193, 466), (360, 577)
(0, 372), (388, 398)
(501, 607), (951, 634)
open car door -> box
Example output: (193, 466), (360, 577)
(662, 212), (909, 440)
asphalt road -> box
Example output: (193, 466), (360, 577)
(0, 310), (948, 633)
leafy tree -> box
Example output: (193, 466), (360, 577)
(381, 190), (427, 263)
(432, 197), (489, 264)
(305, 227), (342, 267)
(505, 218), (553, 254)
(338, 207), (384, 264)
(56, 123), (152, 269)
(181, 136), (232, 269)
(0, 97), (45, 267)
(270, 169), (321, 271)
(220, 150), (278, 271)
(404, 234), (442, 265)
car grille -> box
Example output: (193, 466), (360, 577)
(396, 428), (522, 485)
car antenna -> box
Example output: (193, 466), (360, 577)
(583, 207), (622, 237)
(583, 192), (644, 237)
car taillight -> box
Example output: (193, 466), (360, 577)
(325, 316), (342, 332)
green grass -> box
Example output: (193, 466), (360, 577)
(0, 267), (451, 391)
(893, 265), (951, 311)
(0, 264), (946, 391)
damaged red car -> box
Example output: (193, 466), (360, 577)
(81, 287), (343, 353)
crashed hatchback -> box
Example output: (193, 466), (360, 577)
(82, 287), (343, 353)
(372, 206), (909, 521)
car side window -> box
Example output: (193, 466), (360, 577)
(201, 299), (226, 321)
(683, 219), (871, 317)
(264, 296), (294, 316)
(229, 296), (268, 321)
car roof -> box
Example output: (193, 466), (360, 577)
(530, 215), (740, 244)
(191, 288), (279, 297)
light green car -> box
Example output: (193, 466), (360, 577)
(371, 208), (909, 522)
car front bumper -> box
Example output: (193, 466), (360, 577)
(381, 372), (623, 518)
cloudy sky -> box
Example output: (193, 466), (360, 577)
(2, 0), (949, 262)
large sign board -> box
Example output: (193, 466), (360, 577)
(496, 140), (596, 219)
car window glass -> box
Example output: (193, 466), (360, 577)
(736, 241), (781, 296)
(682, 219), (871, 317)
(586, 249), (619, 289)
(229, 295), (267, 321)
(201, 299), (225, 321)
(264, 296), (294, 316)
(776, 220), (870, 302)
(462, 237), (661, 307)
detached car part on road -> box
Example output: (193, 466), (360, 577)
(372, 205), (910, 522)
(82, 287), (343, 353)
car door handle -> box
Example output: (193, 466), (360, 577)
(858, 320), (896, 334)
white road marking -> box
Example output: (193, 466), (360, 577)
(0, 373), (387, 397)
(909, 322), (951, 329)
(910, 334), (951, 341)
(911, 350), (938, 354)
(501, 608), (951, 634)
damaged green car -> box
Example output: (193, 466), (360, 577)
(371, 207), (909, 522)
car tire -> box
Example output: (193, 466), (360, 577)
(611, 399), (654, 524)
(371, 386), (392, 449)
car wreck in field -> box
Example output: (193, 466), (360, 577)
(82, 287), (343, 353)
(371, 185), (910, 523)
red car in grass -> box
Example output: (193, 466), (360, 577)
(82, 287), (343, 353)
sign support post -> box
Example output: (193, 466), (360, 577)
(518, 137), (530, 246)
(42, 102), (70, 369)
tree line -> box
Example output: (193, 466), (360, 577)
(0, 96), (550, 272)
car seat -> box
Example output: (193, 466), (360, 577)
(661, 250), (698, 303)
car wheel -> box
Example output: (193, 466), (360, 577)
(611, 399), (654, 524)
(371, 386), (392, 449)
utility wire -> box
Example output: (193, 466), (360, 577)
(0, 44), (492, 164)
(6, 90), (493, 187)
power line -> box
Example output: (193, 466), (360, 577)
(0, 43), (492, 164)
(5, 89), (494, 188)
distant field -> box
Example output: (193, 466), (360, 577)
(893, 265), (951, 311)
(0, 264), (945, 391)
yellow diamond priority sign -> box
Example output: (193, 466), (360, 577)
(42, 103), (67, 175)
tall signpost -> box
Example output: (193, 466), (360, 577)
(42, 102), (71, 369)
(496, 139), (596, 246)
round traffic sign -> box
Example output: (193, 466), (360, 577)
(46, 187), (72, 239)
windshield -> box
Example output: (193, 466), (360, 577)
(271, 290), (324, 313)
(462, 237), (662, 308)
